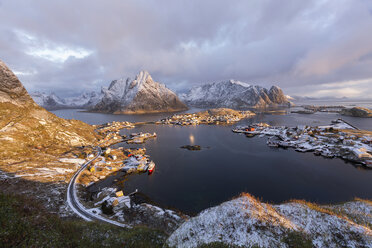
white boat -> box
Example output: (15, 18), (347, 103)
(148, 161), (155, 174)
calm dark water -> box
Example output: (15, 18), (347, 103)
(52, 109), (372, 214)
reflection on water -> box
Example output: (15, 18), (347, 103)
(52, 108), (372, 214)
(189, 134), (195, 145)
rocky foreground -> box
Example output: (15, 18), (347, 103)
(167, 193), (372, 248)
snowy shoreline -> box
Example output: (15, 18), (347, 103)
(233, 118), (372, 168)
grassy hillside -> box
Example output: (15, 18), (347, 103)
(0, 193), (167, 248)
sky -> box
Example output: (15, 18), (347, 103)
(1, 0), (372, 99)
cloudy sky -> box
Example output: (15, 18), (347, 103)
(1, 0), (372, 98)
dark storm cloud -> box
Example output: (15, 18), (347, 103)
(0, 0), (372, 98)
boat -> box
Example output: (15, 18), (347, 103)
(245, 133), (256, 138)
(148, 161), (155, 174)
(232, 129), (245, 133)
(365, 160), (372, 168)
(267, 139), (279, 147)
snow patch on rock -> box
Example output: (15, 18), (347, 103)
(167, 194), (372, 248)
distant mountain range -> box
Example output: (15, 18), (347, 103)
(31, 91), (101, 110)
(31, 75), (291, 113)
(287, 95), (352, 101)
(180, 80), (290, 109)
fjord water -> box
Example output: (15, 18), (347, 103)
(53, 108), (372, 214)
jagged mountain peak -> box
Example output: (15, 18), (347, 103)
(92, 70), (187, 114)
(134, 70), (153, 85)
(229, 79), (250, 88)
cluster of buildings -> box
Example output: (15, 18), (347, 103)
(233, 119), (372, 167)
(123, 153), (155, 174)
(94, 121), (136, 146)
(157, 111), (254, 126)
(95, 121), (135, 136)
(126, 132), (157, 144)
(81, 146), (154, 185)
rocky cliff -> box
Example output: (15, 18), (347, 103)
(180, 80), (290, 109)
(0, 60), (98, 157)
(92, 71), (188, 114)
(0, 61), (37, 107)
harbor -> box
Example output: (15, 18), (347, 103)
(52, 109), (372, 215)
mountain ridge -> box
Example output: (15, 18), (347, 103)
(30, 91), (102, 110)
(29, 75), (292, 112)
(180, 79), (290, 109)
(92, 70), (188, 114)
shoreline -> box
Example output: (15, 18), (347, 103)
(74, 116), (372, 228)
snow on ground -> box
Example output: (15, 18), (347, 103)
(167, 194), (372, 248)
(59, 158), (86, 165)
(13, 166), (77, 178)
(10, 158), (87, 179)
(329, 200), (372, 229)
(275, 202), (372, 247)
(167, 194), (295, 248)
(88, 186), (185, 234)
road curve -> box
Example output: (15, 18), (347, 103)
(66, 146), (128, 227)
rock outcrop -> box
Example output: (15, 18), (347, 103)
(0, 59), (98, 155)
(341, 107), (372, 118)
(180, 80), (290, 109)
(167, 193), (372, 248)
(92, 71), (188, 114)
(0, 61), (37, 107)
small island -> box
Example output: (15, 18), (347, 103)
(341, 107), (372, 118)
(180, 145), (201, 151)
(158, 108), (255, 126)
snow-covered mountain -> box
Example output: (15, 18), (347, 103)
(180, 80), (290, 109)
(30, 92), (67, 110)
(64, 91), (102, 108)
(30, 91), (101, 110)
(285, 95), (295, 101)
(91, 70), (188, 114)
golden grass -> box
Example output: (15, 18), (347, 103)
(290, 199), (349, 219)
(238, 193), (297, 230)
(354, 198), (372, 206)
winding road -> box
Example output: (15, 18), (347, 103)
(66, 146), (128, 227)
